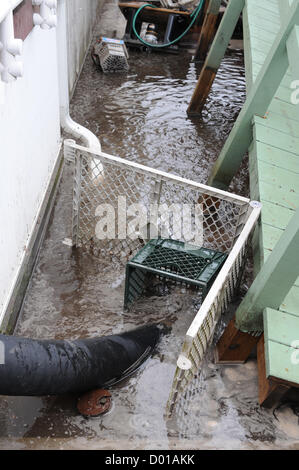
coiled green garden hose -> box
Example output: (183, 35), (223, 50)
(132, 0), (205, 48)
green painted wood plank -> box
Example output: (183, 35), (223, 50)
(254, 161), (299, 192)
(209, 1), (299, 189)
(280, 285), (299, 316)
(251, 57), (292, 77)
(267, 98), (299, 123)
(263, 248), (272, 263)
(264, 309), (299, 349)
(264, 340), (299, 383)
(237, 1), (299, 337)
(249, 0), (280, 15)
(251, 49), (273, 66)
(247, 4), (280, 25)
(255, 141), (299, 174)
(261, 201), (295, 230)
(246, 13), (281, 34)
(247, 10), (281, 29)
(235, 206), (299, 333)
(248, 26), (277, 46)
(249, 139), (299, 276)
(261, 224), (284, 251)
(243, 4), (283, 89)
(250, 0), (279, 9)
(251, 48), (274, 65)
(274, 71), (294, 86)
(244, 2), (299, 341)
(264, 249), (299, 286)
(259, 181), (299, 210)
(247, 21), (279, 41)
(274, 85), (296, 104)
(287, 24), (299, 80)
(249, 35), (277, 53)
(255, 123), (299, 156)
(248, 148), (299, 231)
(243, 11), (253, 92)
(247, 0), (281, 20)
(279, 0), (297, 26)
(249, 36), (292, 67)
(255, 113), (299, 138)
(263, 249), (299, 286)
(252, 63), (292, 81)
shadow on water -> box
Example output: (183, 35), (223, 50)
(0, 34), (298, 450)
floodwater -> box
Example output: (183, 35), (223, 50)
(0, 1), (299, 450)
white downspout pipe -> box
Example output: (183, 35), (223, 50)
(56, 0), (101, 152)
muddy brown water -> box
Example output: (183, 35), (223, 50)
(0, 21), (299, 449)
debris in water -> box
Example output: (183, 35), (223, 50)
(91, 37), (129, 73)
(77, 389), (112, 417)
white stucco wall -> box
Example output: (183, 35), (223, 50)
(66, 0), (103, 95)
(0, 1), (103, 327)
(0, 25), (61, 324)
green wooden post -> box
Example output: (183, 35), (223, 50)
(279, 0), (295, 25)
(235, 207), (299, 333)
(208, 0), (299, 190)
(287, 24), (299, 83)
(187, 0), (245, 115)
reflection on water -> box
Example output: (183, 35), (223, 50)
(71, 48), (247, 193)
(0, 39), (298, 450)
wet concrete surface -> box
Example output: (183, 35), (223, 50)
(0, 0), (299, 450)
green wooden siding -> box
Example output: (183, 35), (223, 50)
(244, 0), (299, 321)
(264, 308), (299, 384)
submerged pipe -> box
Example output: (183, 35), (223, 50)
(0, 324), (163, 396)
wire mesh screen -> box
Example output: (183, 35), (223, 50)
(64, 141), (261, 415)
(166, 206), (261, 416)
(65, 142), (250, 264)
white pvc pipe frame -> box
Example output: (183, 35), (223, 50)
(0, 0), (101, 150)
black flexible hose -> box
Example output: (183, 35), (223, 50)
(0, 324), (163, 396)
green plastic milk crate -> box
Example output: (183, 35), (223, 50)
(124, 239), (228, 310)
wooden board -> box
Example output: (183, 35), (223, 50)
(215, 316), (260, 364)
(265, 341), (299, 385)
(263, 308), (299, 386)
(257, 334), (290, 407)
(264, 308), (299, 345)
(244, 0), (299, 329)
(119, 2), (191, 16)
